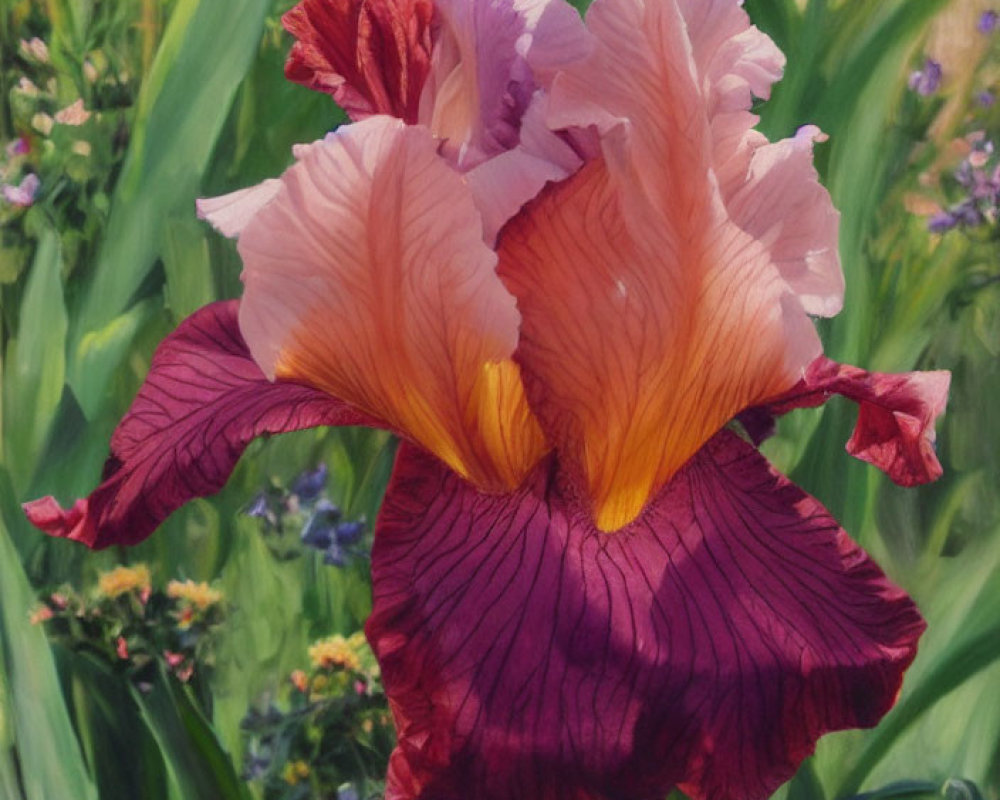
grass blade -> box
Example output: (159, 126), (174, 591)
(0, 518), (97, 800)
(133, 662), (248, 800)
(67, 0), (270, 418)
(1, 225), (67, 496)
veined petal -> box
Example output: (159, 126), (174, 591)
(498, 154), (819, 531)
(282, 0), (434, 122)
(238, 116), (547, 492)
(368, 433), (924, 800)
(418, 0), (590, 168)
(724, 126), (843, 317)
(676, 0), (784, 113)
(196, 179), (282, 239)
(23, 302), (368, 549)
(549, 0), (842, 316)
(741, 355), (951, 485)
(501, 0), (831, 530)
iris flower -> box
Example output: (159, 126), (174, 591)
(26, 0), (950, 797)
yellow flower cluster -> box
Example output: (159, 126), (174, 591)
(282, 760), (310, 785)
(308, 634), (362, 672)
(166, 579), (224, 609)
(97, 564), (151, 599)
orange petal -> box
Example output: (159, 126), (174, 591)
(499, 0), (826, 531)
(238, 116), (546, 490)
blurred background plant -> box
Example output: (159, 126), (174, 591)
(1, 0), (999, 798)
(239, 630), (391, 799)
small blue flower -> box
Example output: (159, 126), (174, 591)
(337, 785), (360, 800)
(291, 463), (328, 502)
(323, 543), (347, 567)
(244, 493), (270, 518)
(979, 9), (999, 34)
(335, 519), (366, 545)
(301, 499), (342, 549)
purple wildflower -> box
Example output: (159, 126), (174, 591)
(1, 173), (39, 207)
(978, 90), (996, 107)
(928, 212), (958, 234)
(244, 493), (270, 518)
(4, 137), (29, 158)
(979, 10), (999, 34)
(909, 58), (942, 96)
(952, 201), (985, 227)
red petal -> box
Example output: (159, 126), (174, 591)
(282, 0), (434, 122)
(743, 355), (950, 486)
(23, 301), (369, 549)
(367, 432), (925, 800)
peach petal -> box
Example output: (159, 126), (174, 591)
(501, 0), (826, 530)
(238, 116), (547, 491)
(499, 157), (819, 532)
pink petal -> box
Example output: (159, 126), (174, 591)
(676, 0), (784, 112)
(238, 116), (547, 492)
(282, 0), (434, 122)
(418, 0), (590, 168)
(724, 125), (843, 317)
(503, 0), (828, 530)
(742, 356), (951, 486)
(368, 433), (924, 800)
(23, 301), (370, 549)
(548, 0), (840, 318)
(196, 180), (282, 239)
(2, 173), (40, 207)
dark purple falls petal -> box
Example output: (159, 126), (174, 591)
(367, 432), (925, 800)
(24, 300), (372, 549)
(739, 355), (950, 486)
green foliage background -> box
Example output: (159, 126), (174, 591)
(1, 0), (998, 798)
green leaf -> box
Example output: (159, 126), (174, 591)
(2, 227), (67, 494)
(58, 650), (170, 800)
(0, 518), (98, 800)
(68, 0), (271, 418)
(132, 663), (247, 800)
(839, 779), (938, 799)
(67, 298), (158, 420)
(162, 217), (215, 322)
(837, 623), (1000, 796)
(787, 759), (827, 800)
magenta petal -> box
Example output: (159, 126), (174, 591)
(24, 301), (371, 549)
(367, 432), (924, 800)
(743, 355), (950, 486)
